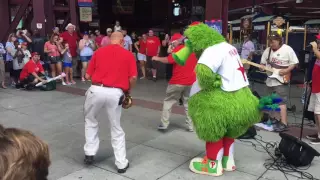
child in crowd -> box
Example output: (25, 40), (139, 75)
(12, 42), (26, 85)
(22, 42), (31, 64)
(61, 43), (75, 85)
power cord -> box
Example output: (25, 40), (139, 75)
(238, 135), (319, 180)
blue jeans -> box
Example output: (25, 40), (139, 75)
(80, 56), (92, 62)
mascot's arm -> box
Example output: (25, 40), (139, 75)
(196, 64), (222, 90)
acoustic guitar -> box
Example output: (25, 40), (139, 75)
(241, 59), (291, 84)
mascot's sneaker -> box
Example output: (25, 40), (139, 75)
(222, 156), (236, 171)
(189, 156), (223, 176)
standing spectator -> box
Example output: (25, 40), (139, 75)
(53, 27), (60, 35)
(131, 32), (138, 56)
(60, 23), (80, 77)
(6, 33), (17, 87)
(101, 28), (112, 47)
(94, 30), (104, 48)
(146, 29), (160, 81)
(0, 43), (6, 88)
(21, 42), (31, 64)
(122, 29), (132, 52)
(44, 33), (62, 78)
(114, 20), (122, 32)
(61, 43), (75, 85)
(79, 32), (95, 82)
(11, 41), (25, 85)
(16, 29), (32, 44)
(30, 29), (46, 62)
(83, 32), (137, 173)
(241, 34), (255, 73)
(135, 34), (147, 79)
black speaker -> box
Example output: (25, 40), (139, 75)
(237, 126), (257, 139)
(278, 133), (320, 167)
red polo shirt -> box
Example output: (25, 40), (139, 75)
(60, 31), (79, 57)
(87, 44), (137, 91)
(20, 60), (44, 81)
(146, 36), (160, 56)
(167, 45), (197, 85)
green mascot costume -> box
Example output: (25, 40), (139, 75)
(172, 22), (281, 177)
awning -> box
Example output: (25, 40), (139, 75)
(305, 19), (320, 25)
(230, 14), (255, 25)
(252, 15), (274, 23)
(230, 19), (241, 25)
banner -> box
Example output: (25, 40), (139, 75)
(205, 20), (222, 34)
(78, 0), (92, 7)
(79, 7), (92, 22)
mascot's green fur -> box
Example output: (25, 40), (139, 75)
(172, 22), (264, 177)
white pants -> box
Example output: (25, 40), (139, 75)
(84, 85), (128, 169)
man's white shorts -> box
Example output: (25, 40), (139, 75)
(137, 53), (146, 61)
(308, 93), (320, 114)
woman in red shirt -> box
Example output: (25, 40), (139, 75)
(135, 34), (147, 79)
(44, 34), (62, 78)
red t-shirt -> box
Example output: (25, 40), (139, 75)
(87, 44), (137, 91)
(19, 60), (44, 81)
(60, 31), (79, 57)
(95, 35), (104, 47)
(139, 40), (147, 54)
(167, 45), (197, 85)
(146, 36), (160, 56)
(312, 59), (320, 93)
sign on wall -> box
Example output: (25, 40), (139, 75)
(78, 0), (92, 7)
(205, 20), (222, 34)
(79, 7), (92, 22)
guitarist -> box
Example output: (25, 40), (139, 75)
(260, 32), (299, 132)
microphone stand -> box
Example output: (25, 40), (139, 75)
(299, 50), (313, 140)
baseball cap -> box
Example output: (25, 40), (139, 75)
(83, 31), (89, 35)
(107, 28), (112, 32)
(31, 52), (40, 57)
(170, 33), (183, 43)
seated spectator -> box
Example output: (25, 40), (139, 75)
(0, 124), (50, 180)
(18, 52), (46, 90)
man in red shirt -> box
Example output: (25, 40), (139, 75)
(83, 32), (137, 173)
(307, 38), (320, 144)
(152, 33), (197, 131)
(19, 52), (46, 90)
(60, 23), (80, 77)
(146, 29), (160, 81)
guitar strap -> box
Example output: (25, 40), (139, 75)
(266, 47), (274, 67)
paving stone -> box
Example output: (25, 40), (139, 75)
(144, 130), (205, 157)
(96, 145), (190, 180)
(57, 167), (131, 180)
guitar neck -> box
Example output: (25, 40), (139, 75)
(243, 61), (274, 72)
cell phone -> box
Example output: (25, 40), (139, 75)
(18, 45), (21, 48)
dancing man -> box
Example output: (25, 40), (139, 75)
(152, 33), (197, 131)
(83, 32), (137, 173)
